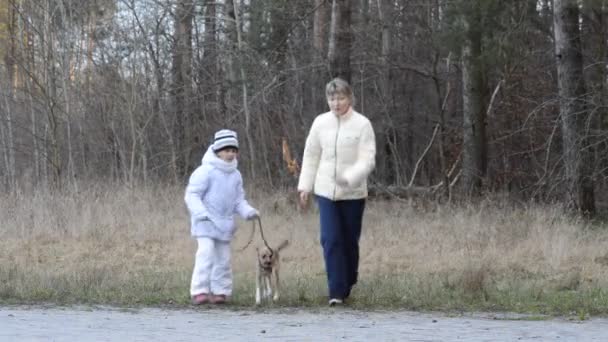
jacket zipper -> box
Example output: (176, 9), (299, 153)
(333, 115), (340, 200)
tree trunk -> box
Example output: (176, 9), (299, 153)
(3, 0), (18, 189)
(313, 0), (330, 56)
(171, 0), (194, 178)
(58, 4), (76, 185)
(328, 0), (352, 82)
(434, 53), (452, 200)
(23, 5), (40, 185)
(553, 0), (595, 214)
(202, 0), (219, 123)
(377, 0), (390, 89)
(0, 104), (8, 189)
(27, 80), (40, 185)
(377, 0), (399, 185)
(460, 4), (486, 196)
(224, 0), (238, 94)
(583, 0), (607, 129)
(541, 0), (553, 28)
(582, 0), (606, 215)
(311, 0), (331, 125)
(43, 0), (62, 188)
(359, 0), (369, 26)
(231, 0), (256, 179)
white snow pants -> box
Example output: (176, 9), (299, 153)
(190, 237), (232, 296)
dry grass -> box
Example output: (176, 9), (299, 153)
(2, 182), (608, 314)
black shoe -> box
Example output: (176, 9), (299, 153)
(345, 283), (356, 299)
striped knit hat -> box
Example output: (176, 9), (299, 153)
(212, 129), (239, 152)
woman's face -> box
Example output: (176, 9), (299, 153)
(217, 147), (238, 162)
(327, 93), (351, 116)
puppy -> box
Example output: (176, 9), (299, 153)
(255, 240), (289, 305)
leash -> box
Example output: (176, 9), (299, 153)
(236, 216), (273, 253)
(256, 216), (273, 253)
(236, 219), (256, 252)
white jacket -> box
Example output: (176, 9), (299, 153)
(184, 146), (258, 241)
(298, 109), (376, 200)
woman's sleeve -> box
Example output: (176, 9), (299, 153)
(297, 118), (322, 192)
(343, 120), (376, 186)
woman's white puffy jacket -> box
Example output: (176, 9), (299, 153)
(298, 109), (376, 200)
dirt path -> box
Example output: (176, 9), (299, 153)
(1, 306), (607, 341)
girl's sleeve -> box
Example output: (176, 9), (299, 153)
(297, 118), (322, 192)
(234, 172), (257, 219)
(184, 167), (211, 220)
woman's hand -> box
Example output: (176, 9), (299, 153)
(299, 191), (310, 210)
(336, 174), (349, 186)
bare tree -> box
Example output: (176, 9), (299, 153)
(1, 0), (18, 189)
(230, 0), (256, 178)
(313, 0), (330, 56)
(0, 0), (604, 213)
(328, 0), (352, 82)
(42, 0), (63, 188)
(583, 0), (608, 176)
(553, 0), (596, 214)
(460, 2), (487, 196)
(201, 0), (219, 124)
(171, 0), (195, 178)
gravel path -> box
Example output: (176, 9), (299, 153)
(1, 306), (607, 341)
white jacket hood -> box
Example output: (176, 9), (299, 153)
(201, 146), (238, 173)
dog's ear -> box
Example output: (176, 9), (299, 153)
(277, 240), (289, 251)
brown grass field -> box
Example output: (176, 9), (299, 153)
(1, 182), (608, 315)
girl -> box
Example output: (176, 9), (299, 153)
(185, 129), (259, 304)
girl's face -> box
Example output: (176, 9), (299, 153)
(327, 93), (351, 116)
(217, 147), (238, 162)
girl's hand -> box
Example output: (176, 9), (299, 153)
(247, 210), (259, 220)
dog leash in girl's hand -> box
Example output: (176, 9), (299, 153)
(256, 216), (274, 254)
(236, 216), (274, 254)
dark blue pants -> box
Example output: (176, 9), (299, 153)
(316, 195), (366, 299)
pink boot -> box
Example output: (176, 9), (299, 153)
(210, 294), (226, 304)
(192, 293), (210, 305)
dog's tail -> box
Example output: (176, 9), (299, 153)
(276, 239), (289, 251)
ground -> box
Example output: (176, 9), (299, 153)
(2, 306), (608, 341)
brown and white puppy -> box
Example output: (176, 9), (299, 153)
(255, 240), (289, 305)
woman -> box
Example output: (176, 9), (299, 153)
(297, 78), (376, 306)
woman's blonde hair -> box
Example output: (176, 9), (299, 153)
(325, 78), (353, 100)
